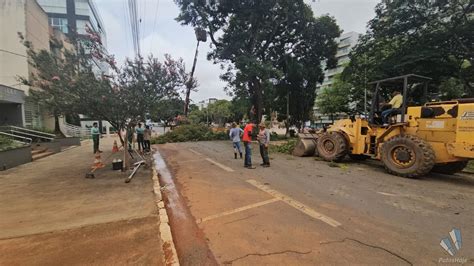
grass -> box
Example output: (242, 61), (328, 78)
(269, 139), (297, 154)
(466, 161), (474, 172)
(0, 136), (27, 152)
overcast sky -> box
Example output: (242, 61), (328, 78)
(95, 0), (379, 104)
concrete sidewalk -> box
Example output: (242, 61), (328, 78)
(0, 137), (164, 265)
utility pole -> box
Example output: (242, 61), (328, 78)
(184, 28), (207, 116)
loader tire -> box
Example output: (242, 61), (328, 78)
(317, 131), (348, 162)
(432, 161), (468, 175)
(380, 135), (435, 178)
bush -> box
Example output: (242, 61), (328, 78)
(0, 136), (27, 152)
(151, 124), (229, 144)
(269, 139), (297, 154)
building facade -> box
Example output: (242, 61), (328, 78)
(197, 98), (218, 110)
(0, 0), (51, 128)
(313, 31), (361, 124)
(36, 0), (108, 75)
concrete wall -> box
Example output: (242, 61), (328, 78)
(25, 0), (50, 82)
(0, 0), (29, 91)
(0, 145), (32, 171)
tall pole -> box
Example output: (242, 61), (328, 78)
(184, 40), (200, 116)
(206, 99), (209, 126)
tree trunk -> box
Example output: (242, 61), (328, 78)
(250, 76), (263, 124)
(54, 115), (64, 137)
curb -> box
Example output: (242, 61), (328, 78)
(151, 164), (180, 266)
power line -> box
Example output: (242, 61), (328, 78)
(123, 0), (132, 59)
(0, 49), (27, 58)
(149, 0), (161, 53)
(128, 0), (140, 57)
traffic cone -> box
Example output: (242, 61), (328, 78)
(112, 140), (119, 153)
(92, 151), (105, 169)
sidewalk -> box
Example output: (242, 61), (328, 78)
(0, 137), (164, 265)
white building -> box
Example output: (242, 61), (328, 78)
(197, 98), (218, 110)
(37, 0), (109, 76)
(314, 31), (361, 123)
(0, 0), (55, 129)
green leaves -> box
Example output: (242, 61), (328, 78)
(175, 0), (341, 124)
(344, 0), (473, 109)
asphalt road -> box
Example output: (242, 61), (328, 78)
(157, 141), (474, 265)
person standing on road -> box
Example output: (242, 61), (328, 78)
(242, 122), (255, 169)
(257, 123), (270, 167)
(91, 122), (101, 154)
(229, 122), (244, 159)
(144, 125), (152, 152)
(136, 123), (145, 152)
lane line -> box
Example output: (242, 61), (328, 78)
(180, 159), (206, 163)
(377, 192), (399, 197)
(197, 198), (280, 224)
(188, 148), (203, 156)
(205, 158), (234, 172)
(246, 179), (341, 228)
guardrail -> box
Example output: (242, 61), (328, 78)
(60, 122), (91, 138)
(0, 126), (55, 142)
(0, 131), (32, 144)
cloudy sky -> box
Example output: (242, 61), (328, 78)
(95, 0), (379, 104)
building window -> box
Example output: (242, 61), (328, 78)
(37, 0), (67, 13)
(76, 20), (91, 34)
(75, 0), (91, 16)
(50, 17), (68, 33)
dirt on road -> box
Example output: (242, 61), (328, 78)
(157, 141), (474, 265)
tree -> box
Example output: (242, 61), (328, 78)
(207, 100), (232, 126)
(175, 0), (340, 123)
(151, 98), (185, 130)
(343, 0), (474, 111)
(75, 54), (191, 144)
(20, 26), (192, 143)
(315, 76), (351, 122)
(18, 34), (81, 135)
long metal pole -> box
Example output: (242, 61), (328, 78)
(184, 41), (200, 116)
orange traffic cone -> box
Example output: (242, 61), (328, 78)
(112, 140), (119, 153)
(92, 151), (105, 169)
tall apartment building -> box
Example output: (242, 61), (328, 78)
(36, 0), (108, 75)
(0, 0), (51, 128)
(313, 31), (361, 124)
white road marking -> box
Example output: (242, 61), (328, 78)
(188, 148), (203, 156)
(197, 198), (280, 224)
(180, 159), (206, 163)
(205, 158), (234, 172)
(246, 179), (341, 228)
(377, 192), (399, 197)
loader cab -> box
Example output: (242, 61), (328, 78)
(368, 74), (432, 126)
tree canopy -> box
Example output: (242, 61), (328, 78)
(175, 0), (340, 123)
(21, 28), (193, 141)
(342, 0), (473, 111)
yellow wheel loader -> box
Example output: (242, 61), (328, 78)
(317, 74), (474, 178)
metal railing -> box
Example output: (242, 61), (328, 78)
(0, 126), (55, 142)
(60, 122), (91, 138)
(0, 131), (32, 144)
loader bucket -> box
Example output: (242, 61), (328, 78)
(292, 133), (320, 157)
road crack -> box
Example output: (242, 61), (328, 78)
(223, 250), (312, 264)
(320, 238), (412, 265)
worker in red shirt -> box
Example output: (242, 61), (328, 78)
(242, 122), (255, 169)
